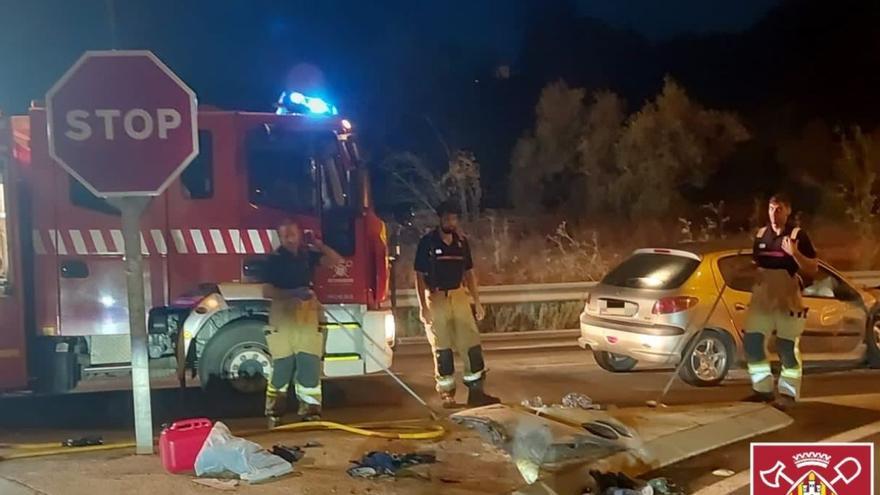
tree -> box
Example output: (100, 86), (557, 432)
(509, 81), (586, 212)
(444, 150), (482, 221)
(380, 149), (483, 219)
(576, 91), (626, 214)
(835, 127), (880, 236)
(612, 77), (749, 217)
(380, 152), (445, 212)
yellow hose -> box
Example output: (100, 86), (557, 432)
(270, 420), (445, 440)
(0, 419), (445, 462)
(1, 442), (137, 461)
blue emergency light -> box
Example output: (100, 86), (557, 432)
(277, 91), (338, 116)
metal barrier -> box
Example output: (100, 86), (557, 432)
(386, 271), (880, 308)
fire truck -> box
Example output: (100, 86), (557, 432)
(0, 92), (394, 395)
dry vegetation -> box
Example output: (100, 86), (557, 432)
(391, 212), (877, 337)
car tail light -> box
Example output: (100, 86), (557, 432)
(652, 296), (699, 315)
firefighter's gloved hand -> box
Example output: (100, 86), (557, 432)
(474, 302), (485, 322)
(419, 307), (433, 326)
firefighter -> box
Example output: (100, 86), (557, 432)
(414, 200), (500, 408)
(264, 219), (343, 427)
(744, 193), (818, 411)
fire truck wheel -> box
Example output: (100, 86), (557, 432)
(199, 319), (272, 394)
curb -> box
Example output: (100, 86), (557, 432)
(0, 478), (37, 495)
(396, 329), (579, 346)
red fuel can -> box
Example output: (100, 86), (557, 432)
(159, 418), (213, 473)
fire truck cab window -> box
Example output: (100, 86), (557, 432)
(247, 128), (318, 213)
(181, 131), (213, 199)
(69, 178), (120, 216)
(320, 145), (348, 209)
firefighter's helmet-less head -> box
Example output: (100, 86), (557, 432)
(435, 200), (461, 234)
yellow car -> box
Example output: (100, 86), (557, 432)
(578, 247), (880, 386)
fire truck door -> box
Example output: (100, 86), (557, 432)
(0, 153), (28, 391)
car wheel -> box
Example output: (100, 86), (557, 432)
(593, 351), (638, 372)
(679, 330), (733, 387)
(199, 319), (272, 394)
(867, 313), (880, 369)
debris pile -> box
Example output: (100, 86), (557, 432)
(587, 472), (684, 495)
(347, 451), (437, 480)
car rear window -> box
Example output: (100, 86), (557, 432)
(602, 253), (700, 290)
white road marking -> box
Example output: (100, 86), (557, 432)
(692, 418), (880, 495)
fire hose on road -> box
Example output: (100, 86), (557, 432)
(0, 418), (446, 462)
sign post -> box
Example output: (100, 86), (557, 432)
(46, 51), (198, 454)
(108, 196), (152, 453)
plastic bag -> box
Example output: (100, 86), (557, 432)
(510, 419), (552, 484)
(194, 422), (292, 483)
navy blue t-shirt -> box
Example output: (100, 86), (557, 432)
(265, 246), (322, 289)
(753, 224), (817, 277)
(414, 229), (474, 291)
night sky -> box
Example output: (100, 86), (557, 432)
(0, 0), (780, 115)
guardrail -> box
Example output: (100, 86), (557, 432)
(385, 271), (880, 308)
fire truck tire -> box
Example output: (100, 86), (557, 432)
(198, 319), (271, 395)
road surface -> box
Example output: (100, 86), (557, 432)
(1, 337), (878, 493)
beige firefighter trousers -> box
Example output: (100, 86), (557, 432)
(425, 288), (484, 392)
(744, 269), (806, 399)
(264, 287), (324, 415)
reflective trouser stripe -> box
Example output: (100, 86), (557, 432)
(462, 370), (485, 383)
(778, 367), (801, 399)
(779, 356), (802, 399)
(747, 361), (774, 393)
(266, 384), (289, 396)
(436, 375), (456, 393)
(295, 383), (322, 405)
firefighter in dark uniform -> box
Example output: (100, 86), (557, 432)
(414, 200), (500, 408)
(264, 219), (343, 427)
(744, 193), (818, 411)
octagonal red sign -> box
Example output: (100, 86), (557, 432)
(46, 50), (198, 197)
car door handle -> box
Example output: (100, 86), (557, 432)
(734, 303), (748, 312)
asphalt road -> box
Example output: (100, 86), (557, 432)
(1, 341), (878, 491)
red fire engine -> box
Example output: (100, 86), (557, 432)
(0, 94), (394, 394)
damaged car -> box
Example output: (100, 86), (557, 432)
(579, 247), (880, 386)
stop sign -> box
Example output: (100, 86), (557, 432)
(46, 50), (198, 197)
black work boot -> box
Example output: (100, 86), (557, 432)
(265, 393), (288, 428)
(773, 395), (796, 412)
(298, 402), (322, 422)
(439, 390), (459, 409)
(465, 379), (501, 407)
(743, 391), (775, 403)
